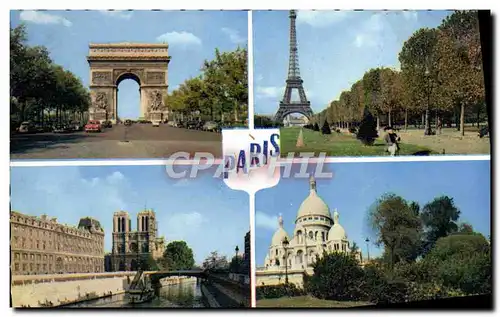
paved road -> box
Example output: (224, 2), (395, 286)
(11, 124), (222, 160)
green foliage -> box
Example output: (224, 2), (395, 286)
(313, 123), (320, 131)
(255, 115), (283, 128)
(166, 47), (247, 123)
(202, 251), (229, 271)
(356, 108), (378, 145)
(256, 283), (305, 300)
(305, 252), (366, 301)
(422, 233), (491, 295)
(321, 120), (331, 134)
(421, 195), (461, 254)
(314, 11), (485, 132)
(162, 241), (195, 271)
(368, 193), (423, 269)
(10, 24), (90, 126)
(140, 254), (159, 271)
(229, 255), (245, 274)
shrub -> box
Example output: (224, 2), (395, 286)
(256, 283), (304, 300)
(356, 108), (378, 145)
(348, 126), (357, 134)
(313, 123), (320, 132)
(305, 252), (366, 301)
(363, 263), (409, 304)
(321, 120), (331, 134)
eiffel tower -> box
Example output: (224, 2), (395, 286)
(274, 10), (314, 123)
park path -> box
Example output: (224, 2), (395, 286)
(396, 129), (490, 155)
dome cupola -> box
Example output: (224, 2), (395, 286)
(327, 209), (347, 241)
(271, 213), (290, 246)
(296, 176), (332, 222)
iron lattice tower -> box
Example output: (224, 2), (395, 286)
(274, 10), (314, 122)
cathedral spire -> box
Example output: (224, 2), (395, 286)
(309, 175), (316, 193)
(333, 209), (339, 224)
(278, 213), (284, 228)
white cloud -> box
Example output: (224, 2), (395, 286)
(256, 211), (278, 231)
(402, 11), (418, 21)
(297, 10), (348, 28)
(156, 31), (202, 48)
(19, 10), (72, 27)
(255, 86), (284, 99)
(221, 27), (246, 44)
(255, 74), (264, 82)
(99, 10), (133, 19)
(353, 13), (386, 48)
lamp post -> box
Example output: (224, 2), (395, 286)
(365, 238), (370, 262)
(235, 246), (239, 258)
(282, 237), (289, 285)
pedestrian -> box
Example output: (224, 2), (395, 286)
(383, 126), (400, 156)
(437, 118), (442, 135)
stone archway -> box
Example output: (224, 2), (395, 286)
(87, 43), (170, 124)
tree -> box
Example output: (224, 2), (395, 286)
(202, 251), (229, 271)
(362, 68), (383, 129)
(305, 252), (366, 301)
(139, 254), (159, 271)
(162, 241), (195, 271)
(423, 233), (491, 295)
(356, 108), (378, 145)
(379, 68), (403, 127)
(229, 255), (245, 274)
(321, 120), (331, 134)
(420, 196), (461, 255)
(399, 28), (440, 135)
(436, 11), (485, 136)
(313, 122), (320, 131)
(369, 193), (423, 272)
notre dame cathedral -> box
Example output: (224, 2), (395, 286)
(110, 209), (165, 271)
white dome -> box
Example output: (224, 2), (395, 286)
(271, 214), (289, 246)
(328, 210), (347, 240)
(296, 177), (331, 220)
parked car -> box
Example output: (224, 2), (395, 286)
(152, 120), (161, 127)
(186, 121), (198, 129)
(18, 121), (35, 133)
(101, 121), (112, 129)
(84, 120), (102, 132)
(69, 121), (83, 132)
(176, 121), (185, 128)
(195, 121), (205, 130)
(167, 121), (177, 127)
(124, 119), (133, 126)
(203, 121), (218, 132)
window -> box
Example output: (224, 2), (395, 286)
(314, 217), (319, 220)
(15, 253), (19, 260)
(14, 263), (19, 271)
(308, 217), (312, 220)
(322, 232), (325, 241)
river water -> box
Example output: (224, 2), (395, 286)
(66, 280), (205, 308)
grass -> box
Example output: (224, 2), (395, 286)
(280, 127), (434, 157)
(257, 295), (372, 308)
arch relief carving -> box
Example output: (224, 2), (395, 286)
(148, 90), (164, 112)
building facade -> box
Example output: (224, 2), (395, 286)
(110, 209), (165, 271)
(10, 211), (105, 275)
(256, 177), (361, 287)
(243, 231), (251, 275)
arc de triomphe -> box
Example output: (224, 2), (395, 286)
(87, 43), (170, 124)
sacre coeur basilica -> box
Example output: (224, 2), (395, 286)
(256, 176), (363, 287)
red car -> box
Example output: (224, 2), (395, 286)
(85, 120), (102, 133)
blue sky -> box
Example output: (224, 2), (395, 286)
(253, 10), (453, 116)
(11, 10), (247, 119)
(10, 165), (249, 264)
(255, 160), (490, 265)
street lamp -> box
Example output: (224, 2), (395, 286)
(282, 237), (289, 285)
(235, 246), (239, 258)
(365, 238), (370, 262)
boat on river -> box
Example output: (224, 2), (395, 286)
(126, 271), (155, 304)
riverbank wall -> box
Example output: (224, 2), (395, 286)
(11, 273), (136, 308)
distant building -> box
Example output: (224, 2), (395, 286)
(284, 115), (307, 127)
(110, 209), (165, 271)
(10, 211), (105, 275)
(243, 231), (250, 275)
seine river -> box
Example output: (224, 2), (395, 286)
(66, 280), (205, 308)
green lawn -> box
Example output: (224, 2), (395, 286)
(257, 295), (373, 308)
(280, 127), (434, 157)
